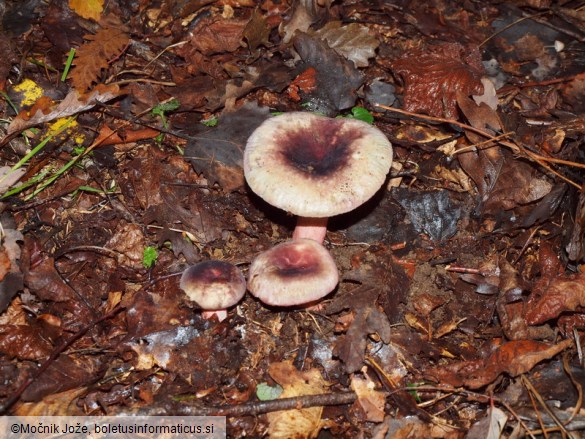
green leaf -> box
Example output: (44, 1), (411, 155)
(142, 246), (158, 269)
(256, 382), (283, 401)
(200, 116), (218, 127)
(349, 106), (374, 124)
(151, 99), (180, 117)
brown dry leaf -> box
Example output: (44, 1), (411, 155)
(350, 375), (386, 423)
(3, 84), (120, 140)
(333, 287), (392, 373)
(281, 0), (332, 44)
(21, 354), (103, 402)
(244, 9), (271, 51)
(425, 339), (572, 389)
(292, 31), (364, 114)
(525, 271), (585, 325)
(267, 361), (330, 438)
(105, 222), (146, 270)
(14, 388), (87, 416)
(311, 21), (379, 68)
(184, 102), (271, 192)
(182, 16), (247, 56)
(0, 325), (53, 360)
(71, 27), (129, 91)
(392, 42), (484, 118)
(69, 0), (104, 21)
(0, 228), (24, 313)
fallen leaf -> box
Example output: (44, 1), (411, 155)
(0, 325), (53, 360)
(281, 0), (331, 44)
(184, 102), (271, 191)
(243, 9), (271, 50)
(392, 188), (461, 242)
(392, 42), (484, 118)
(311, 21), (379, 68)
(350, 375), (386, 423)
(180, 16), (247, 56)
(21, 354), (102, 402)
(3, 85), (120, 141)
(333, 287), (392, 373)
(71, 28), (129, 91)
(69, 0), (104, 21)
(525, 271), (585, 325)
(267, 361), (330, 439)
(0, 227), (24, 313)
(425, 339), (573, 389)
(292, 31), (364, 115)
(466, 406), (508, 439)
(14, 388), (87, 416)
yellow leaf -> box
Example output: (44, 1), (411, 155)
(267, 361), (330, 439)
(69, 0), (103, 21)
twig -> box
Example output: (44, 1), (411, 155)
(0, 305), (124, 415)
(137, 392), (359, 417)
(375, 104), (582, 189)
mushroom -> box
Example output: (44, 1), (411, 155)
(247, 239), (339, 307)
(180, 260), (246, 322)
(244, 112), (393, 243)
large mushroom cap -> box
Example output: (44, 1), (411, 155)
(248, 239), (339, 306)
(180, 261), (246, 310)
(244, 112), (393, 218)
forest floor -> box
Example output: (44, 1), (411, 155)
(1, 0), (585, 437)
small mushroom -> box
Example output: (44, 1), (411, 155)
(244, 112), (393, 243)
(180, 260), (246, 322)
(247, 239), (339, 307)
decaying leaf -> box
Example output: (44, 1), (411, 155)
(69, 0), (103, 21)
(21, 354), (102, 402)
(466, 406), (508, 439)
(292, 31), (364, 115)
(181, 16), (247, 56)
(392, 42), (484, 118)
(184, 102), (271, 191)
(350, 375), (386, 423)
(14, 388), (87, 416)
(71, 27), (129, 91)
(0, 227), (24, 313)
(280, 0), (332, 44)
(425, 339), (573, 389)
(0, 325), (53, 360)
(333, 287), (392, 373)
(525, 271), (585, 325)
(267, 361), (330, 439)
(311, 21), (379, 68)
(3, 84), (120, 140)
(244, 9), (271, 50)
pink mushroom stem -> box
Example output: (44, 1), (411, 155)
(201, 309), (229, 322)
(292, 217), (329, 243)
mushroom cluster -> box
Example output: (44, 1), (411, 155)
(178, 111), (393, 319)
(244, 112), (393, 307)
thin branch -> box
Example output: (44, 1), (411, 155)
(375, 104), (582, 189)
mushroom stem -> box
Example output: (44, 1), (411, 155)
(201, 309), (228, 322)
(292, 217), (329, 243)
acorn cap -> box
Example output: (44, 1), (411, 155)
(247, 239), (339, 306)
(244, 112), (393, 218)
(180, 261), (246, 310)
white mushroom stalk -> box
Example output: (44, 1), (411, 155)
(244, 112), (393, 243)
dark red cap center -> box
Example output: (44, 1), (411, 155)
(277, 118), (362, 178)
